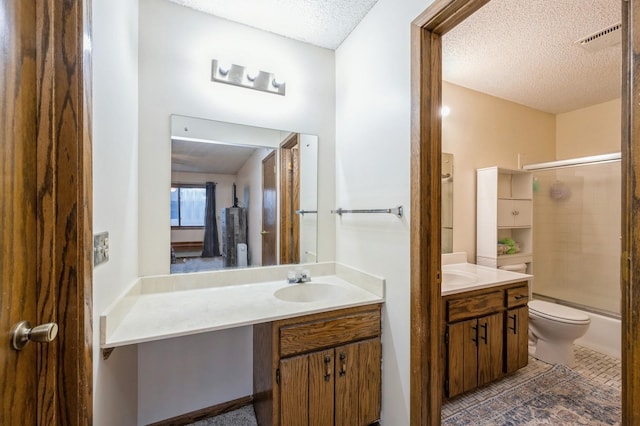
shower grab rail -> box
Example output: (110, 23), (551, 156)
(295, 209), (317, 215)
(331, 206), (403, 218)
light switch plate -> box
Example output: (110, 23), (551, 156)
(93, 232), (109, 266)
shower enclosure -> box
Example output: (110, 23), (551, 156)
(524, 154), (621, 317)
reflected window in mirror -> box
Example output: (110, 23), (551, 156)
(170, 184), (206, 227)
(169, 115), (318, 274)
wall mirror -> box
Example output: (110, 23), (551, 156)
(442, 152), (453, 253)
(170, 114), (318, 273)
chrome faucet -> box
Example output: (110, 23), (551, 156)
(287, 269), (311, 284)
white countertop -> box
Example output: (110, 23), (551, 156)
(100, 263), (384, 348)
(441, 262), (532, 296)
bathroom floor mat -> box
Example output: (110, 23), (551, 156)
(442, 363), (621, 425)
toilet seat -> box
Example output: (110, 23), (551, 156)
(528, 300), (590, 325)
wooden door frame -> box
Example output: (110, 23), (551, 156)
(36, 0), (93, 424)
(279, 133), (300, 264)
(410, 0), (637, 424)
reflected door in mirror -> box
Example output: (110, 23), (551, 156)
(280, 134), (300, 264)
(262, 151), (277, 265)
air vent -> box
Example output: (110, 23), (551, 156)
(575, 23), (621, 52)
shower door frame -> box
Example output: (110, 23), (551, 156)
(409, 1), (640, 425)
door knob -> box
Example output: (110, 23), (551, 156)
(11, 321), (59, 350)
(261, 230), (269, 235)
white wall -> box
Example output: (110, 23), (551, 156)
(137, 1), (336, 422)
(556, 98), (621, 159)
(92, 0), (140, 424)
(139, 0), (335, 277)
(335, 0), (432, 423)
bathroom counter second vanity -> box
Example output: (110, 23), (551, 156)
(440, 261), (532, 398)
(100, 262), (384, 349)
(441, 261), (532, 296)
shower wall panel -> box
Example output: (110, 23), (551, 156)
(532, 161), (620, 316)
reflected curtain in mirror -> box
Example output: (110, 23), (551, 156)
(202, 182), (221, 257)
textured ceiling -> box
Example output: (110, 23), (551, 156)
(168, 0), (379, 49)
(172, 139), (262, 175)
(170, 0), (620, 114)
(442, 0), (621, 114)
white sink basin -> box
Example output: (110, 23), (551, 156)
(274, 283), (345, 303)
(442, 271), (478, 286)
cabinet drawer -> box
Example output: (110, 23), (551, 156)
(279, 311), (381, 358)
(447, 291), (503, 322)
(506, 284), (529, 308)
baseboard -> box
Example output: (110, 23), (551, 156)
(147, 395), (253, 426)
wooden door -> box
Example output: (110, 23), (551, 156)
(280, 355), (309, 426)
(477, 313), (504, 387)
(1, 0), (92, 424)
(1, 2), (39, 423)
(357, 338), (382, 425)
(309, 350), (334, 426)
(505, 306), (529, 373)
(279, 133), (300, 264)
(262, 151), (277, 266)
(335, 343), (359, 426)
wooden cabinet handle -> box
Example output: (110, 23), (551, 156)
(339, 352), (347, 377)
(324, 355), (331, 382)
(508, 314), (517, 334)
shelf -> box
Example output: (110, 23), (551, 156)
(498, 252), (532, 260)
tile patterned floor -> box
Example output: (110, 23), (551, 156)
(188, 345), (620, 425)
(441, 345), (621, 419)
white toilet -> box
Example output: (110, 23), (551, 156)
(528, 299), (591, 367)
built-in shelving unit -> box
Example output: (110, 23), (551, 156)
(477, 167), (533, 272)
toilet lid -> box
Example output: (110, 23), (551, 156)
(528, 300), (591, 324)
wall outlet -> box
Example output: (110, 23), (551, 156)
(93, 232), (109, 266)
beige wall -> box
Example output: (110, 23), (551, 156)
(556, 98), (621, 159)
(442, 82), (556, 262)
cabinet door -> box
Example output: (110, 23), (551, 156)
(477, 313), (504, 386)
(446, 319), (478, 398)
(497, 199), (515, 227)
(280, 355), (309, 426)
(309, 350), (335, 426)
(511, 200), (531, 227)
(335, 343), (359, 426)
(497, 199), (531, 227)
(357, 338), (381, 425)
(506, 306), (529, 374)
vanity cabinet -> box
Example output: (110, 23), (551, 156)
(443, 282), (529, 398)
(477, 167), (533, 271)
(505, 286), (530, 373)
(254, 304), (382, 426)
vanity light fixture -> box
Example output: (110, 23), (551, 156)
(211, 59), (286, 96)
